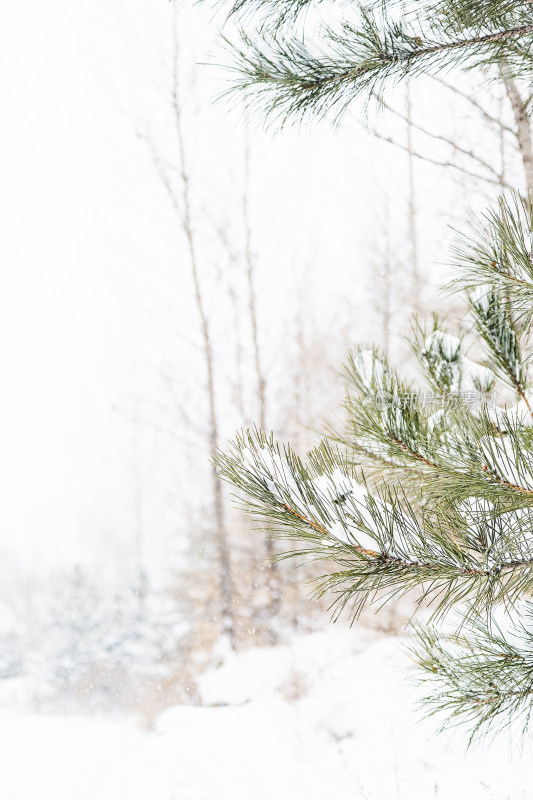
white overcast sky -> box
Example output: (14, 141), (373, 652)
(0, 1), (515, 573)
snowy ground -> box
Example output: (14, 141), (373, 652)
(2, 625), (531, 799)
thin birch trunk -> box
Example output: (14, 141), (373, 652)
(242, 138), (280, 628)
(243, 141), (267, 432)
(382, 210), (392, 359)
(504, 76), (533, 197)
(130, 397), (147, 613)
(406, 82), (420, 316)
(171, 13), (235, 647)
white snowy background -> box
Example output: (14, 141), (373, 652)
(0, 1), (531, 797)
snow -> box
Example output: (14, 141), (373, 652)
(490, 397), (533, 429)
(480, 434), (533, 490)
(241, 446), (301, 501)
(426, 330), (461, 362)
(427, 407), (446, 432)
(2, 625), (532, 799)
(240, 445), (382, 551)
(311, 468), (363, 504)
(354, 349), (386, 387)
(423, 329), (495, 395)
(461, 355), (496, 394)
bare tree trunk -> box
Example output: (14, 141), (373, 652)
(210, 223), (249, 422)
(499, 93), (506, 190)
(242, 141), (267, 432)
(228, 283), (246, 422)
(368, 199), (393, 357)
(504, 76), (533, 197)
(382, 212), (392, 359)
(171, 13), (235, 648)
(406, 82), (420, 316)
(242, 138), (280, 630)
(130, 397), (147, 613)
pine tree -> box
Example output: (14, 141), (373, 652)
(209, 1), (533, 743)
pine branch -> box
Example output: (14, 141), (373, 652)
(469, 289), (531, 411)
(411, 317), (496, 397)
(451, 194), (533, 327)
(334, 350), (533, 510)
(419, 407), (533, 509)
(412, 608), (533, 743)
(341, 347), (454, 473)
(221, 9), (533, 125)
(216, 429), (533, 621)
(220, 0), (332, 28)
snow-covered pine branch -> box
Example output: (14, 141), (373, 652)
(216, 191), (533, 743)
(413, 604), (533, 743)
(217, 430), (533, 622)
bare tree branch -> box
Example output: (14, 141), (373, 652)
(370, 129), (515, 191)
(431, 76), (518, 139)
(376, 93), (508, 186)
